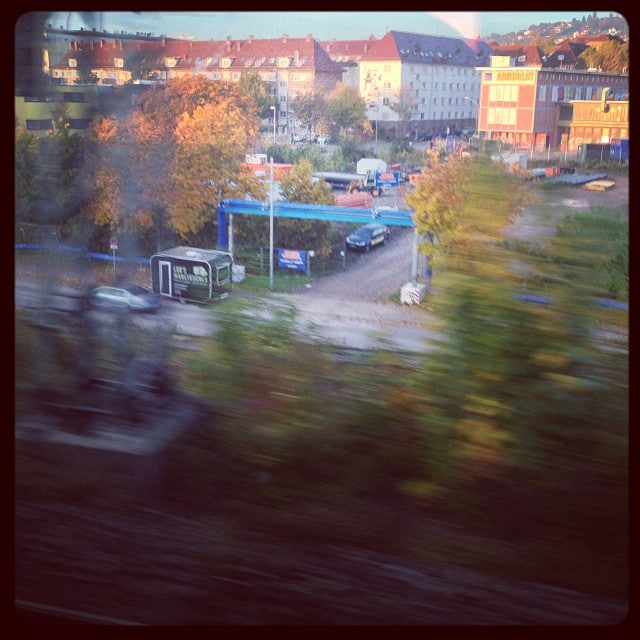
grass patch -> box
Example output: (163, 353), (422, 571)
(233, 272), (313, 293)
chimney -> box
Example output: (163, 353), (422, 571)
(306, 34), (312, 43)
(282, 34), (288, 44)
(226, 35), (231, 51)
(248, 35), (253, 44)
(236, 40), (241, 51)
(294, 50), (299, 65)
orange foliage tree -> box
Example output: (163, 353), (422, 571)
(123, 77), (266, 245)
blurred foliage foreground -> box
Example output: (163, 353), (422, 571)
(15, 158), (628, 602)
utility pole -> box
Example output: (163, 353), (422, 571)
(269, 157), (274, 290)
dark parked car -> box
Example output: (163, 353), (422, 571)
(86, 283), (161, 312)
(417, 132), (433, 142)
(345, 223), (390, 252)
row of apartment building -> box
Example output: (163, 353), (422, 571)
(16, 26), (629, 152)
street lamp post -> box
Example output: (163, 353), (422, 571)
(270, 105), (276, 145)
(464, 96), (479, 149)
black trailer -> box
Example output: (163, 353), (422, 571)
(150, 246), (233, 303)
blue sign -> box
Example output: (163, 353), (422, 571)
(278, 248), (307, 271)
(375, 171), (400, 187)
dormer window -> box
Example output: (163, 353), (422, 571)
(277, 57), (290, 67)
(68, 58), (77, 67)
(220, 57), (232, 68)
(114, 57), (124, 68)
(165, 57), (177, 68)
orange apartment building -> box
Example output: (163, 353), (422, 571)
(476, 55), (628, 151)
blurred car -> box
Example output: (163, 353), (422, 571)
(345, 223), (390, 252)
(417, 132), (433, 142)
(86, 283), (161, 312)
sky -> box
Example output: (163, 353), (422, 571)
(41, 11), (617, 42)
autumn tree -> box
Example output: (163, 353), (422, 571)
(279, 159), (334, 206)
(125, 76), (266, 246)
(404, 150), (469, 269)
(275, 159), (337, 254)
(76, 116), (127, 248)
(577, 39), (629, 72)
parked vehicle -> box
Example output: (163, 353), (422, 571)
(314, 170), (382, 197)
(345, 223), (390, 252)
(86, 283), (162, 312)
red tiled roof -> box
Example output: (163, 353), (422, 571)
(224, 36), (343, 73)
(52, 35), (343, 75)
(360, 31), (493, 66)
(319, 35), (378, 59)
(486, 43), (546, 66)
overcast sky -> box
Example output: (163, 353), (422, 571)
(41, 11), (620, 42)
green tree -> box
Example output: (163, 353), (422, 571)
(405, 158), (627, 565)
(238, 71), (274, 120)
(291, 89), (327, 136)
(388, 87), (417, 140)
(15, 126), (39, 222)
(326, 84), (368, 138)
(26, 103), (86, 227)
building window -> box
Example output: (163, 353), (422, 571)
(63, 92), (85, 102)
(68, 58), (77, 68)
(114, 58), (123, 68)
(25, 119), (53, 131)
(69, 119), (90, 129)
